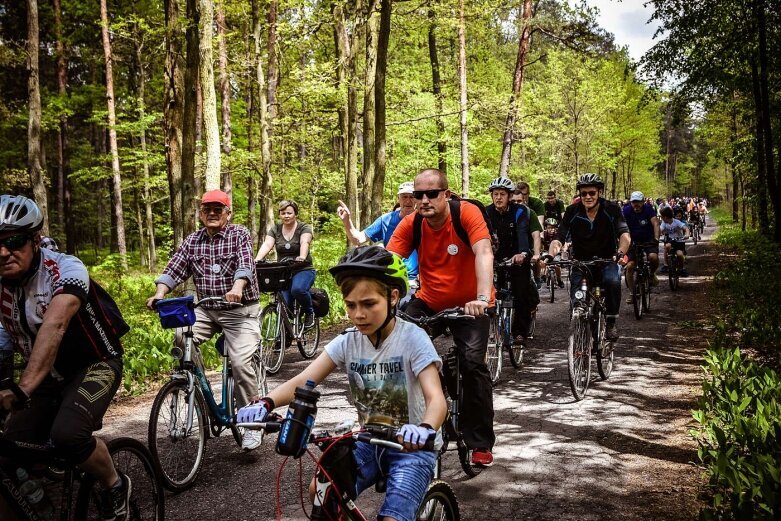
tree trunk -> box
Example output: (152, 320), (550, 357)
(164, 0), (186, 247)
(369, 0), (391, 221)
(198, 0), (221, 190)
(498, 0), (533, 178)
(216, 1), (232, 200)
(267, 0), (279, 122)
(245, 20), (258, 246)
(100, 0), (127, 269)
(457, 0), (470, 196)
(428, 6), (446, 173)
(182, 0), (200, 237)
(27, 0), (49, 235)
(134, 34), (157, 270)
(53, 0), (74, 252)
(750, 60), (770, 235)
(252, 0), (275, 234)
(730, 103), (739, 223)
(360, 0), (381, 227)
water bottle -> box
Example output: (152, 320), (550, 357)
(16, 468), (54, 520)
(276, 379), (320, 458)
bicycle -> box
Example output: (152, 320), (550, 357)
(487, 259), (525, 385)
(0, 382), (165, 520)
(663, 235), (686, 291)
(256, 261), (321, 374)
(628, 241), (656, 320)
(148, 296), (268, 492)
(238, 415), (459, 521)
(398, 307), (486, 478)
(689, 219), (700, 244)
(550, 258), (616, 400)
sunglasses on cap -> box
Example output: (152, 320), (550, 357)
(0, 234), (32, 251)
(412, 189), (447, 200)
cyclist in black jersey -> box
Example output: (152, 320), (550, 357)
(0, 195), (132, 521)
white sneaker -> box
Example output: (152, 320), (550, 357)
(241, 429), (264, 451)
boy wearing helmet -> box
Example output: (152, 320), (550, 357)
(0, 195), (132, 520)
(546, 175), (630, 341)
(539, 218), (565, 288)
(237, 246), (446, 521)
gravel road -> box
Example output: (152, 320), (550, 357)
(102, 223), (717, 520)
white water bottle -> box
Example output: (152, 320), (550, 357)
(16, 468), (54, 520)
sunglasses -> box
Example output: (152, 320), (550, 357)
(412, 189), (446, 200)
(579, 190), (598, 198)
(200, 206), (227, 215)
(516, 191), (529, 196)
(0, 234), (31, 251)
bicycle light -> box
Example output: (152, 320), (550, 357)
(574, 290), (585, 300)
(170, 346), (183, 360)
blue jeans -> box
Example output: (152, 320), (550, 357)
(353, 441), (437, 521)
(282, 269), (316, 314)
(569, 262), (621, 319)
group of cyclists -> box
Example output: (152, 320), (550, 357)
(0, 174), (709, 520)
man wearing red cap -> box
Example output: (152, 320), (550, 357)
(146, 189), (264, 450)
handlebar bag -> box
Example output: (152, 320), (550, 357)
(156, 296), (196, 329)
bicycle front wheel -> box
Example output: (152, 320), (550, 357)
(76, 437), (166, 520)
(632, 274), (644, 320)
(504, 309), (523, 368)
(416, 480), (461, 521)
(567, 311), (592, 400)
(486, 314), (502, 385)
(148, 379), (207, 492)
(595, 312), (614, 380)
(548, 272), (555, 303)
(642, 275), (651, 312)
(297, 317), (320, 359)
(259, 304), (285, 374)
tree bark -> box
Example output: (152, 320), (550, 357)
(134, 32), (157, 270)
(164, 0), (186, 247)
(245, 18), (258, 246)
(428, 6), (446, 173)
(369, 0), (391, 221)
(182, 0), (200, 237)
(729, 102), (739, 223)
(252, 0), (275, 234)
(498, 0), (533, 178)
(267, 0), (279, 122)
(457, 0), (470, 196)
(100, 0), (127, 269)
(27, 0), (49, 235)
(53, 0), (75, 252)
(199, 0), (221, 190)
(750, 60), (770, 235)
(361, 0), (381, 227)
(216, 1), (232, 200)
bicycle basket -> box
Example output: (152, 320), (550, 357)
(256, 262), (293, 292)
(156, 296), (196, 329)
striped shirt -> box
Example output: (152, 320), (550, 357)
(156, 224), (259, 309)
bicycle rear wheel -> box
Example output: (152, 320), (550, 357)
(416, 480), (460, 521)
(75, 437), (165, 520)
(567, 311), (592, 400)
(632, 274), (644, 320)
(148, 379), (207, 492)
(486, 314), (501, 385)
(297, 317), (320, 359)
(457, 443), (484, 478)
(259, 304), (285, 374)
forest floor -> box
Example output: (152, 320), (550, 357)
(101, 222), (722, 520)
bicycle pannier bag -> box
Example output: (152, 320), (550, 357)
(310, 288), (330, 318)
(256, 262), (293, 292)
(156, 296), (196, 329)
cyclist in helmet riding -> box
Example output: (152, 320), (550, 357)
(623, 191), (661, 298)
(237, 245), (446, 521)
(538, 218), (565, 288)
(545, 174), (630, 341)
(0, 195), (133, 521)
(486, 177), (541, 345)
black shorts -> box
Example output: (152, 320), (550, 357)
(627, 244), (658, 262)
(4, 358), (122, 464)
(666, 240), (686, 255)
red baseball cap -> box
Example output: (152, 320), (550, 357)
(201, 190), (230, 207)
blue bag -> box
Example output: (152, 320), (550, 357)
(156, 296), (196, 329)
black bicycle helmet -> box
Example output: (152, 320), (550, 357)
(575, 173), (604, 190)
(0, 195), (44, 234)
(329, 246), (409, 295)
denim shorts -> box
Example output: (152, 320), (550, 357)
(353, 441), (437, 521)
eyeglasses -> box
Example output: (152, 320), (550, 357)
(412, 189), (446, 200)
(200, 206), (227, 215)
(516, 191), (529, 197)
(579, 190), (598, 198)
(0, 234), (31, 251)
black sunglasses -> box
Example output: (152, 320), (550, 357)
(412, 189), (446, 200)
(579, 190), (598, 198)
(0, 234), (32, 251)
(200, 206), (227, 215)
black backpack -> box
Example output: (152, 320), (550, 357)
(410, 196), (498, 252)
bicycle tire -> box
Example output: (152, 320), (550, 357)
(297, 317), (320, 359)
(548, 271), (555, 303)
(692, 228), (698, 245)
(632, 274), (644, 320)
(505, 309), (524, 369)
(595, 311), (613, 380)
(457, 443), (484, 478)
(260, 304), (285, 374)
(75, 437), (165, 520)
(252, 344), (269, 398)
(567, 311), (592, 400)
(486, 314), (502, 385)
(527, 308), (536, 339)
(667, 260), (675, 291)
(148, 379), (207, 492)
(416, 480), (461, 521)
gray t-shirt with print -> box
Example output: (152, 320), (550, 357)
(325, 318), (443, 448)
(268, 221), (313, 264)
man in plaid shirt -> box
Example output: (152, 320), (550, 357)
(146, 189), (264, 450)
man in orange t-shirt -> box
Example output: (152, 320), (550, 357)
(387, 168), (496, 467)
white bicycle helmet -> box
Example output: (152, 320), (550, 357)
(0, 195), (44, 233)
(488, 177), (515, 193)
(575, 173), (604, 189)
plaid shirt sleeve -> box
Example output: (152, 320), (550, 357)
(156, 235), (194, 289)
(233, 226), (255, 283)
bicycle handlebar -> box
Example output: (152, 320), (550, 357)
(151, 296), (243, 310)
(397, 307), (472, 327)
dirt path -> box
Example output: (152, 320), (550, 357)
(101, 223), (719, 520)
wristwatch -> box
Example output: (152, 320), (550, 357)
(476, 294), (489, 303)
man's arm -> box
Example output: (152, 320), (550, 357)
(386, 214), (414, 258)
(651, 216), (660, 241)
(337, 199), (368, 245)
(465, 238), (493, 316)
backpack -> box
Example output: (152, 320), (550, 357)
(309, 287), (331, 318)
(410, 196), (498, 252)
